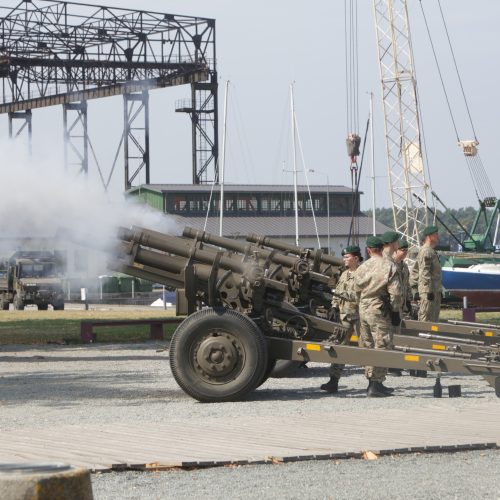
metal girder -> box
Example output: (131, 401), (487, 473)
(8, 109), (32, 153)
(63, 100), (88, 176)
(123, 91), (150, 190)
(373, 0), (429, 245)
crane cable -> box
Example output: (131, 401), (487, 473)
(345, 0), (361, 243)
(419, 0), (495, 202)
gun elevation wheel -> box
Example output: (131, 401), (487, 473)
(169, 307), (268, 402)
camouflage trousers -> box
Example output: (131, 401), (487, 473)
(329, 318), (360, 380)
(358, 308), (394, 382)
(418, 294), (441, 322)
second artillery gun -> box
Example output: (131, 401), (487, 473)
(114, 225), (500, 403)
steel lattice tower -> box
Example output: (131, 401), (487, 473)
(373, 0), (429, 245)
(0, 0), (218, 188)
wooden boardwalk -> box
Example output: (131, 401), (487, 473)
(1, 404), (498, 471)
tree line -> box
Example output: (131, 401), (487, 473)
(365, 206), (487, 249)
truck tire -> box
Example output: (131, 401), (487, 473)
(0, 300), (9, 311)
(169, 307), (268, 403)
(270, 360), (308, 378)
(13, 297), (24, 311)
(38, 304), (48, 311)
(53, 303), (65, 311)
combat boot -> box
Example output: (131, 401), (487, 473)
(320, 377), (339, 394)
(379, 382), (395, 394)
(367, 380), (392, 398)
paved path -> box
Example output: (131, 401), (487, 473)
(1, 343), (499, 471)
(1, 404), (498, 471)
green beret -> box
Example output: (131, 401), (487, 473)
(381, 231), (400, 244)
(342, 245), (361, 256)
(399, 239), (409, 249)
(422, 225), (439, 238)
(366, 236), (383, 249)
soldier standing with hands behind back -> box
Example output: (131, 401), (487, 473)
(410, 225), (442, 322)
(320, 245), (363, 394)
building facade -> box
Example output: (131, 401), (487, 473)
(128, 184), (390, 256)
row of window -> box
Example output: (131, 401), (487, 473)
(164, 192), (358, 216)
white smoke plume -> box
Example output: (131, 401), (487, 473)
(0, 139), (181, 272)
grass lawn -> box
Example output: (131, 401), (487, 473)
(0, 307), (182, 345)
(1, 306), (498, 346)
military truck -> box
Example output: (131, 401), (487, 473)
(0, 251), (65, 311)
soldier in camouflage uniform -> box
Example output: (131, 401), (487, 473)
(354, 236), (402, 397)
(381, 231), (400, 264)
(394, 239), (412, 317)
(320, 245), (363, 394)
(410, 225), (442, 322)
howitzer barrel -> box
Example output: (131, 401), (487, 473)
(182, 227), (301, 269)
(118, 226), (247, 274)
(246, 233), (343, 267)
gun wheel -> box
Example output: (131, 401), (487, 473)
(169, 307), (268, 402)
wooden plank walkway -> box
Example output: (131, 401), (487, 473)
(1, 404), (498, 471)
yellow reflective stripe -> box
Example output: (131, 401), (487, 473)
(485, 331), (493, 337)
(306, 343), (321, 351)
(404, 354), (420, 362)
(432, 344), (446, 351)
(350, 335), (359, 342)
(133, 263), (144, 269)
(431, 325), (439, 332)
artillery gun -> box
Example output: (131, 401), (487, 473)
(114, 225), (500, 403)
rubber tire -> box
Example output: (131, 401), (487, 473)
(38, 304), (48, 311)
(169, 307), (268, 403)
(257, 357), (277, 388)
(13, 297), (24, 311)
(53, 303), (65, 311)
(0, 300), (9, 311)
(270, 359), (307, 378)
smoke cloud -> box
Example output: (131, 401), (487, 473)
(0, 139), (181, 272)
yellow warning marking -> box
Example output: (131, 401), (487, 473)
(404, 354), (420, 362)
(485, 331), (493, 337)
(432, 344), (446, 351)
(350, 335), (359, 342)
(431, 325), (439, 332)
(133, 263), (144, 269)
(306, 343), (321, 351)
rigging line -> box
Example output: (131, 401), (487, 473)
(466, 156), (483, 201)
(203, 177), (216, 233)
(437, 0), (478, 140)
(475, 154), (495, 197)
(414, 86), (434, 208)
(469, 156), (485, 199)
(344, 0), (350, 134)
(294, 117), (321, 249)
(472, 155), (490, 199)
(354, 0), (359, 133)
(418, 0), (460, 142)
(475, 155), (495, 198)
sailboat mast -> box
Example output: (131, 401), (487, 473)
(369, 91), (376, 236)
(290, 83), (299, 246)
(219, 80), (229, 237)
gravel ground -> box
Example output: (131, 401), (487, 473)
(0, 342), (498, 431)
(1, 342), (499, 499)
(91, 449), (500, 500)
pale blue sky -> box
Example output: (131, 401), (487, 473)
(2, 0), (499, 210)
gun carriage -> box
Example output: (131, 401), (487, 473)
(114, 225), (500, 402)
